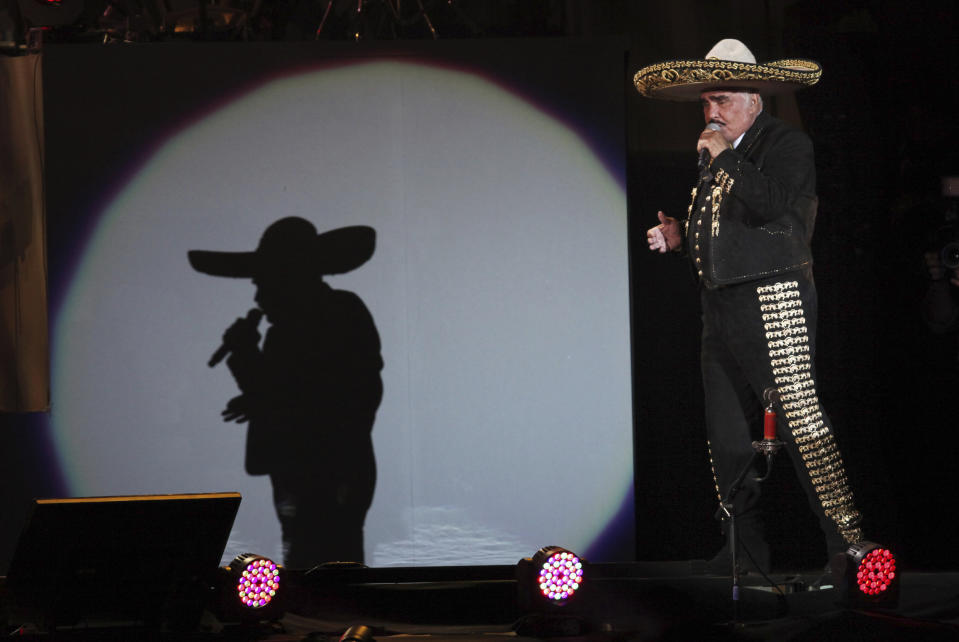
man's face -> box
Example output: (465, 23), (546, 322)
(253, 270), (312, 323)
(700, 90), (762, 143)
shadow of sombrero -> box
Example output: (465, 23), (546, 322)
(188, 217), (375, 278)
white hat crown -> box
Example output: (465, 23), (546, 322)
(704, 38), (757, 64)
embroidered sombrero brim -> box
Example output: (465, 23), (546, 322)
(633, 58), (822, 101)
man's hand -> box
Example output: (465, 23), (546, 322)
(697, 125), (731, 164)
(647, 211), (681, 253)
(222, 312), (262, 354)
(222, 394), (251, 423)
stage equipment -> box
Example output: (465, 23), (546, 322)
(520, 546), (585, 607)
(4, 493), (241, 630)
(831, 541), (900, 609)
(713, 388), (784, 621)
(15, 0), (83, 27)
(513, 547), (588, 637)
(211, 553), (286, 623)
(156, 0), (250, 39)
(340, 624), (375, 642)
(229, 554), (283, 610)
(316, 0), (439, 40)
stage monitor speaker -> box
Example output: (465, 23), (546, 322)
(4, 492), (241, 630)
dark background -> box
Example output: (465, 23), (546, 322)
(2, 0), (957, 572)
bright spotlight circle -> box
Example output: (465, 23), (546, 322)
(51, 58), (632, 566)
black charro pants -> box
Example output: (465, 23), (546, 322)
(700, 268), (863, 566)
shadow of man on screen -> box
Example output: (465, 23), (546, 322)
(188, 218), (382, 569)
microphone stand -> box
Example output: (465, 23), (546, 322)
(714, 389), (784, 625)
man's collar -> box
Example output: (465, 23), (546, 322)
(736, 109), (769, 153)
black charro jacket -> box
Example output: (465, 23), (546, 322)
(684, 110), (818, 287)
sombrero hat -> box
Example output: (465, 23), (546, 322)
(188, 217), (375, 278)
(633, 38), (822, 101)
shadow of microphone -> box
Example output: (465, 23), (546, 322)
(208, 308), (263, 367)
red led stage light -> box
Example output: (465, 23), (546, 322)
(831, 541), (900, 609)
(855, 547), (896, 596)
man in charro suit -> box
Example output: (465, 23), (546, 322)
(636, 39), (866, 573)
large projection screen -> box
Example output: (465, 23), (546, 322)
(43, 40), (633, 566)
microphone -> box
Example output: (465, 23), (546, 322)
(698, 122), (722, 171)
(208, 308), (263, 367)
(753, 386), (784, 463)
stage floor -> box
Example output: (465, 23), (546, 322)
(273, 565), (959, 641)
(3, 564), (958, 640)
